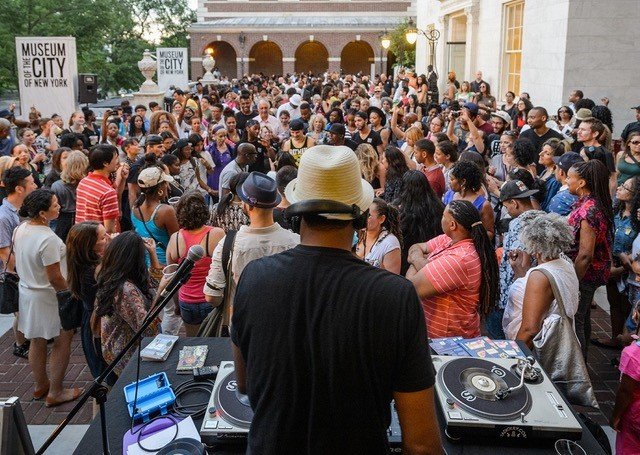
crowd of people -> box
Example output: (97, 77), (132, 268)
(0, 67), (639, 452)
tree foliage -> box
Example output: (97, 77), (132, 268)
(0, 0), (195, 96)
(388, 21), (417, 70)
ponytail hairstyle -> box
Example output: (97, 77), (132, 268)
(216, 171), (250, 218)
(570, 160), (614, 237)
(370, 198), (403, 247)
(447, 199), (499, 316)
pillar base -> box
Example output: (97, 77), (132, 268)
(132, 91), (165, 109)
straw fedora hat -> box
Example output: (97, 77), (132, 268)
(284, 145), (375, 220)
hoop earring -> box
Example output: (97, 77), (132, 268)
(158, 190), (164, 197)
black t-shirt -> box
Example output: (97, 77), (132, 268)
(352, 129), (382, 150)
(127, 156), (146, 185)
(235, 110), (258, 132)
(232, 245), (435, 454)
(238, 140), (269, 174)
(518, 127), (564, 154)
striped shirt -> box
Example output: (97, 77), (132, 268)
(420, 234), (481, 339)
(75, 172), (120, 228)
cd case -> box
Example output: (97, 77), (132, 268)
(140, 334), (179, 361)
(430, 336), (524, 359)
(176, 345), (209, 373)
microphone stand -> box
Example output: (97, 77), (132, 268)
(36, 270), (193, 455)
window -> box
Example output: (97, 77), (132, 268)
(502, 1), (524, 95)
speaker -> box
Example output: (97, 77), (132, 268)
(78, 73), (98, 104)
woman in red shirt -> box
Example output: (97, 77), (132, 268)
(166, 192), (225, 336)
(407, 199), (499, 338)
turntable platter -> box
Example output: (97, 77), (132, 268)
(213, 369), (254, 429)
(438, 358), (531, 420)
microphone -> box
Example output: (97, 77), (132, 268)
(160, 244), (205, 297)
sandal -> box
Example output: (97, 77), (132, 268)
(13, 342), (30, 359)
(33, 383), (50, 400)
(45, 387), (83, 408)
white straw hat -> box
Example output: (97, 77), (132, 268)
(284, 145), (375, 220)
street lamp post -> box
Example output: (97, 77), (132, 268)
(238, 32), (246, 77)
(380, 31), (391, 75)
(404, 18), (440, 72)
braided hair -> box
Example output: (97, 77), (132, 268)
(370, 198), (403, 247)
(571, 160), (614, 237)
(448, 200), (499, 316)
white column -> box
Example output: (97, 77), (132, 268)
(464, 5), (479, 82)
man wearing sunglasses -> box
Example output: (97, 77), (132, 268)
(218, 143), (258, 200)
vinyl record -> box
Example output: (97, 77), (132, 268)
(214, 369), (254, 429)
(156, 438), (205, 455)
(437, 357), (532, 420)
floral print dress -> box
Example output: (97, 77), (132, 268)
(567, 195), (612, 286)
(100, 281), (159, 377)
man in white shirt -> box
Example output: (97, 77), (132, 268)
(277, 94), (302, 120)
(204, 172), (299, 322)
(253, 100), (279, 135)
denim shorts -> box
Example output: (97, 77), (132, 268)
(178, 301), (214, 325)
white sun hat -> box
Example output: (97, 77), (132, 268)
(284, 145), (375, 220)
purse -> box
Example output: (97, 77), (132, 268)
(533, 268), (599, 408)
(0, 239), (19, 315)
(57, 289), (83, 331)
(197, 230), (236, 337)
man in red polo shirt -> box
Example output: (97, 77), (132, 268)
(415, 138), (445, 198)
(76, 144), (127, 233)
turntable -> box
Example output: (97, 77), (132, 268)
(200, 361), (253, 443)
(200, 362), (404, 450)
(433, 355), (582, 443)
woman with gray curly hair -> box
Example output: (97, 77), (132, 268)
(502, 213), (579, 346)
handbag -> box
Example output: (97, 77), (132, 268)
(57, 289), (83, 331)
(0, 238), (19, 315)
(532, 268), (599, 408)
(198, 230), (237, 337)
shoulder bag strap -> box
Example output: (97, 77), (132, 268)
(3, 229), (16, 274)
(204, 230), (211, 257)
(535, 267), (569, 319)
(221, 230), (237, 280)
(137, 205), (161, 245)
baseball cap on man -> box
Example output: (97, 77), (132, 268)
(553, 151), (584, 173)
(290, 119), (305, 131)
(0, 109), (13, 119)
(289, 94), (302, 107)
(146, 134), (163, 146)
(574, 108), (592, 121)
(328, 123), (346, 136)
(138, 167), (174, 188)
(237, 172), (281, 208)
(463, 102), (479, 115)
(491, 110), (512, 124)
(632, 106), (640, 110)
(245, 119), (259, 128)
(499, 180), (539, 202)
(284, 145), (374, 220)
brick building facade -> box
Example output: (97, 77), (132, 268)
(188, 0), (416, 79)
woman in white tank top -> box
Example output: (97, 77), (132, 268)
(502, 214), (579, 344)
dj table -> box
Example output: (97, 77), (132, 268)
(73, 337), (606, 454)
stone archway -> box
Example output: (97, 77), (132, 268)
(294, 41), (329, 75)
(203, 41), (237, 79)
(248, 41), (283, 76)
(340, 41), (374, 75)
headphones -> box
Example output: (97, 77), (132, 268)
(284, 199), (368, 234)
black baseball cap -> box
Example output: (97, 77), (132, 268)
(632, 106), (640, 110)
(553, 152), (584, 173)
(245, 119), (259, 128)
(146, 134), (163, 146)
(328, 123), (346, 136)
(499, 180), (539, 202)
(290, 119), (305, 131)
